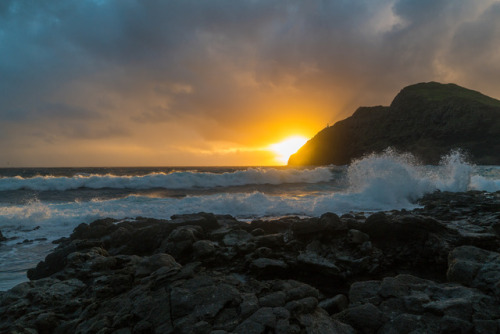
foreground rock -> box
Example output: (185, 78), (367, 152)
(1, 191), (499, 333)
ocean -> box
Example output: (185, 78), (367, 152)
(0, 150), (499, 291)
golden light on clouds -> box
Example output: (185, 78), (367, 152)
(268, 136), (308, 165)
(2, 1), (500, 167)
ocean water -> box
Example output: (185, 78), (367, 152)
(0, 150), (499, 291)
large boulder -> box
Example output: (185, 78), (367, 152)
(447, 245), (500, 298)
(336, 274), (500, 333)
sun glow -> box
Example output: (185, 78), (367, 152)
(269, 136), (309, 165)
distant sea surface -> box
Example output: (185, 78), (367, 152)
(1, 150), (499, 291)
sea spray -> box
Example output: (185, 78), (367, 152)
(346, 149), (434, 204)
(0, 151), (497, 244)
(434, 150), (473, 192)
(0, 152), (498, 291)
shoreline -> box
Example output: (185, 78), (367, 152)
(1, 190), (500, 333)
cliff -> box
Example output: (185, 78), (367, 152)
(288, 82), (500, 165)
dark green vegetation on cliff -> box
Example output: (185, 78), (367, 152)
(288, 82), (500, 166)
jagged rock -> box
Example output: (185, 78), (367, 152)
(340, 274), (500, 333)
(285, 297), (318, 316)
(0, 230), (6, 242)
(240, 293), (259, 318)
(251, 258), (288, 270)
(27, 242), (78, 280)
(347, 229), (369, 244)
(297, 251), (341, 275)
(192, 239), (216, 258)
(233, 307), (276, 334)
(258, 291), (286, 307)
(250, 219), (292, 234)
(3, 191), (500, 333)
(319, 294), (349, 314)
(289, 214), (345, 239)
(161, 225), (202, 259)
(279, 280), (319, 301)
(335, 303), (384, 334)
(134, 253), (181, 278)
(447, 245), (500, 298)
(170, 212), (220, 230)
(223, 229), (252, 246)
(171, 281), (241, 319)
(298, 309), (356, 334)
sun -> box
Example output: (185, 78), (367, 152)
(268, 135), (308, 165)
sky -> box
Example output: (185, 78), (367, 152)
(1, 0), (500, 167)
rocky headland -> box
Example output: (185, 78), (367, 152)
(288, 82), (500, 166)
(1, 191), (500, 333)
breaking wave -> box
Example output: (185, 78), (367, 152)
(1, 149), (498, 291)
(1, 150), (496, 229)
(0, 167), (333, 191)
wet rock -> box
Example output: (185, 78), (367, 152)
(349, 280), (382, 305)
(250, 219), (291, 234)
(447, 245), (500, 298)
(251, 258), (288, 270)
(250, 228), (265, 236)
(240, 293), (259, 318)
(27, 242), (77, 280)
(213, 307), (239, 331)
(335, 303), (384, 333)
(170, 212), (220, 231)
(290, 215), (343, 237)
(4, 191), (500, 333)
(319, 294), (349, 314)
(35, 312), (59, 334)
(162, 225), (202, 259)
(342, 273), (500, 333)
(296, 251), (341, 275)
(233, 307), (276, 334)
(299, 309), (356, 334)
(285, 296), (318, 316)
(223, 229), (252, 246)
(120, 222), (171, 255)
(347, 229), (369, 244)
(171, 281), (240, 319)
(259, 291), (286, 307)
(192, 239), (216, 258)
(439, 315), (473, 334)
(71, 218), (118, 240)
(253, 233), (285, 248)
(0, 230), (6, 242)
(281, 281), (319, 301)
(134, 253), (181, 278)
(361, 212), (447, 241)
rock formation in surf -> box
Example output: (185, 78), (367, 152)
(288, 82), (500, 166)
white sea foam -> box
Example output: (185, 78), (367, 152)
(0, 167), (333, 191)
(1, 150), (499, 291)
(0, 150), (498, 245)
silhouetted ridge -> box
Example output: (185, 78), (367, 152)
(288, 82), (500, 165)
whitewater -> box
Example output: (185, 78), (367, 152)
(0, 150), (499, 290)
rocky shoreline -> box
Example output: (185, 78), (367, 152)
(1, 190), (500, 333)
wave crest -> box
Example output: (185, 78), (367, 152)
(0, 167), (333, 191)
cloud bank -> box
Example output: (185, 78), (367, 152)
(1, 0), (499, 166)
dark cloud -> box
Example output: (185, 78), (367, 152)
(1, 0), (499, 166)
